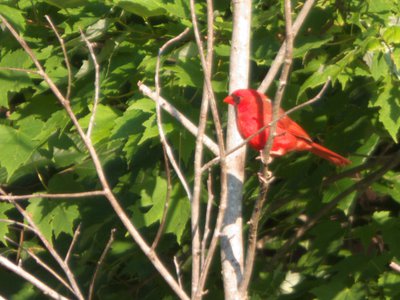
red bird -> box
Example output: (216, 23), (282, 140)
(224, 89), (351, 166)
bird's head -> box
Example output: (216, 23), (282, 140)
(223, 89), (263, 106)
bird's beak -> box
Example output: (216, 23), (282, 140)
(223, 96), (235, 105)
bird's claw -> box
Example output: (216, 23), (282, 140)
(257, 171), (275, 184)
(256, 151), (274, 165)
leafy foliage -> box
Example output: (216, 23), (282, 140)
(0, 0), (399, 299)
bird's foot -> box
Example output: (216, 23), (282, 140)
(257, 171), (275, 184)
(256, 151), (274, 165)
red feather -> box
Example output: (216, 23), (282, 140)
(224, 89), (350, 166)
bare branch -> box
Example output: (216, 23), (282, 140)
(154, 27), (192, 202)
(88, 228), (116, 300)
(64, 223), (82, 264)
(390, 261), (400, 273)
(189, 0), (229, 297)
(11, 201), (84, 300)
(201, 170), (214, 267)
(80, 29), (101, 138)
(151, 148), (172, 250)
(0, 255), (69, 300)
(0, 66), (39, 75)
(192, 0), (214, 294)
(0, 219), (36, 237)
(45, 15), (72, 100)
(0, 190), (105, 201)
(151, 27), (192, 251)
(5, 236), (75, 294)
(138, 82), (219, 156)
(258, 0), (316, 94)
(174, 256), (183, 289)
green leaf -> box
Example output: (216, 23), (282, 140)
(164, 195), (190, 244)
(293, 35), (334, 58)
(322, 178), (356, 214)
(372, 171), (400, 204)
(42, 0), (85, 9)
(373, 212), (400, 256)
(79, 104), (120, 144)
(138, 115), (173, 145)
(0, 125), (37, 179)
(369, 80), (400, 142)
(383, 26), (400, 44)
(132, 176), (167, 227)
(368, 52), (390, 81)
(311, 281), (348, 300)
(0, 50), (33, 108)
(0, 202), (13, 244)
(0, 4), (26, 32)
(113, 0), (167, 18)
(379, 272), (400, 298)
(17, 116), (45, 139)
(26, 199), (79, 242)
(165, 59), (203, 88)
(128, 98), (155, 114)
(51, 204), (79, 238)
(165, 0), (190, 19)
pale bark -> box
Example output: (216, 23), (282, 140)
(221, 0), (252, 299)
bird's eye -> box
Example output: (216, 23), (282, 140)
(231, 94), (241, 104)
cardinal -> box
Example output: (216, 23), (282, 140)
(224, 89), (351, 166)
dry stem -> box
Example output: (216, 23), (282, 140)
(138, 83), (219, 156)
(88, 228), (116, 300)
(0, 255), (69, 300)
(240, 0), (294, 295)
(189, 0), (229, 298)
(192, 0), (214, 294)
(151, 27), (191, 250)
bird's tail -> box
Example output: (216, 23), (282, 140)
(309, 142), (351, 166)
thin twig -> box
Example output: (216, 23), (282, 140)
(11, 200), (84, 299)
(0, 255), (69, 300)
(258, 0), (316, 93)
(64, 223), (82, 264)
(174, 256), (183, 289)
(151, 27), (191, 250)
(16, 226), (24, 263)
(0, 14), (189, 300)
(201, 170), (214, 267)
(240, 0), (294, 295)
(88, 228), (116, 300)
(5, 236), (75, 294)
(138, 82), (219, 156)
(192, 1), (214, 294)
(151, 148), (172, 250)
(0, 218), (36, 232)
(155, 27), (192, 200)
(0, 66), (39, 75)
(0, 190), (105, 201)
(45, 15), (72, 100)
(189, 0), (229, 297)
(81, 29), (101, 138)
(390, 261), (400, 273)
(202, 78), (331, 172)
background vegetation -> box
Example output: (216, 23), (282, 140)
(0, 0), (399, 299)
